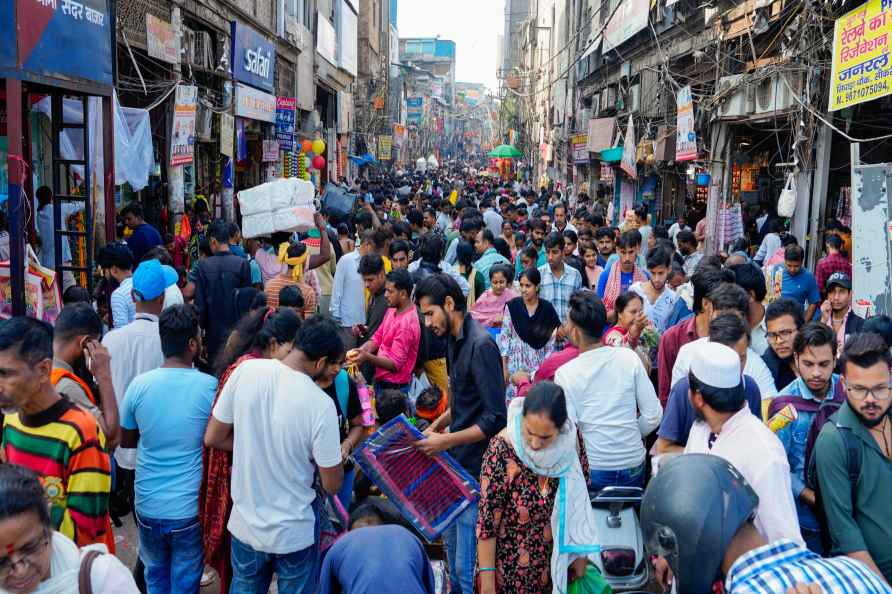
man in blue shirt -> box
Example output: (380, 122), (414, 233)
(772, 245), (821, 321)
(122, 203), (163, 263)
(473, 228), (510, 289)
(770, 322), (842, 554)
(120, 304), (218, 593)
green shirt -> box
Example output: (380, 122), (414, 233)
(814, 401), (892, 582)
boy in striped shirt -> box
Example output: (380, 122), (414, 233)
(0, 316), (114, 552)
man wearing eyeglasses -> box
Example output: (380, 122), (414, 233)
(762, 298), (805, 397)
(768, 322), (844, 554)
(813, 332), (892, 585)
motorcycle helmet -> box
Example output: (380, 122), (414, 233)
(640, 454), (758, 594)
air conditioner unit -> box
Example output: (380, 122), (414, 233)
(753, 71), (802, 116)
(716, 75), (751, 119)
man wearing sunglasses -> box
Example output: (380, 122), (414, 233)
(814, 332), (892, 585)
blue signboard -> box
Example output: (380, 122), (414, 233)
(1, 0), (113, 88)
(231, 21), (276, 94)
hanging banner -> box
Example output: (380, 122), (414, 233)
(276, 97), (296, 149)
(220, 113), (234, 158)
(620, 115), (637, 179)
(392, 124), (406, 149)
(571, 133), (589, 164)
(378, 135), (393, 160)
(828, 0), (892, 111)
(146, 15), (178, 64)
(587, 117), (616, 153)
(603, 0), (649, 52)
(170, 85), (197, 167)
(675, 85), (698, 161)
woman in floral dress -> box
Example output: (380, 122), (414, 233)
(476, 383), (596, 594)
(498, 267), (561, 401)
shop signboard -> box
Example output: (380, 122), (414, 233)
(587, 117), (616, 153)
(220, 113), (234, 158)
(829, 0), (892, 111)
(3, 0), (113, 87)
(170, 85), (197, 167)
(231, 21), (276, 94)
(234, 83), (276, 123)
(571, 133), (589, 164)
(675, 85), (698, 161)
(276, 96), (296, 150)
(392, 124), (406, 149)
(316, 13), (336, 65)
(378, 135), (392, 161)
(146, 14), (178, 64)
(603, 0), (649, 52)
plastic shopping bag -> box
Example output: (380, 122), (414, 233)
(568, 566), (613, 594)
(777, 173), (797, 218)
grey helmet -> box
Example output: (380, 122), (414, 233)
(641, 454), (758, 594)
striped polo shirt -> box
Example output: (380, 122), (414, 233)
(2, 398), (114, 551)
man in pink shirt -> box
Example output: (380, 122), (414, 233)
(349, 268), (420, 391)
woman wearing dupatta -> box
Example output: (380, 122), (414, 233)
(199, 308), (302, 594)
(476, 383), (598, 594)
(470, 264), (518, 332)
(498, 268), (561, 401)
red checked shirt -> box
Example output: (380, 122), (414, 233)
(815, 252), (852, 295)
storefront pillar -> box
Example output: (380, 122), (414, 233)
(801, 123), (832, 268)
(6, 77), (25, 315)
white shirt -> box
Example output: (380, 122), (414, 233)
(482, 208), (504, 238)
(750, 314), (769, 357)
(212, 359), (342, 554)
(101, 313), (163, 469)
(668, 222), (691, 247)
(35, 201), (81, 269)
(672, 337), (778, 398)
(555, 346), (663, 470)
(163, 283), (184, 309)
(685, 407), (804, 545)
(329, 250), (366, 327)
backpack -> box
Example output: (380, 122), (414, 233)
(805, 416), (862, 555)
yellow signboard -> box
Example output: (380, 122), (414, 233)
(829, 0), (892, 111)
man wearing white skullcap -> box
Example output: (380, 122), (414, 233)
(683, 341), (804, 546)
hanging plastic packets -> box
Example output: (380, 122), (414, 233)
(353, 415), (480, 542)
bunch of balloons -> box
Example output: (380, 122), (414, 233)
(298, 138), (327, 173)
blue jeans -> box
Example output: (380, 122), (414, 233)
(589, 462), (646, 495)
(229, 536), (316, 594)
(337, 467), (356, 510)
(136, 515), (203, 594)
(443, 502), (479, 594)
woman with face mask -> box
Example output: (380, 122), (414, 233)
(475, 383), (599, 594)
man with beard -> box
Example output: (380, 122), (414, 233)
(203, 316), (344, 592)
(414, 274), (506, 594)
(762, 298), (804, 394)
(769, 323), (844, 553)
(814, 332), (892, 583)
(819, 272), (864, 353)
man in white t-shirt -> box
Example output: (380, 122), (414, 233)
(204, 315), (344, 594)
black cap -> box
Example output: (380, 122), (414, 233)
(826, 272), (852, 291)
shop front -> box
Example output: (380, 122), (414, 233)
(1, 0), (116, 316)
(231, 21), (279, 194)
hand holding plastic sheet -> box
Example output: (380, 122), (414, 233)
(353, 415), (480, 542)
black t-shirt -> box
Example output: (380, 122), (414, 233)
(762, 347), (798, 392)
(323, 376), (362, 442)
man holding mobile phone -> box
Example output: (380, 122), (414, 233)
(51, 303), (121, 447)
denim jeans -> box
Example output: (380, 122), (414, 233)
(336, 467), (356, 510)
(136, 515), (203, 594)
(443, 502), (479, 594)
(588, 462), (646, 495)
(229, 536), (316, 594)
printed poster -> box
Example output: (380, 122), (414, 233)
(675, 85), (698, 161)
(829, 0), (892, 111)
(262, 140), (279, 162)
(620, 114), (637, 180)
(146, 15), (178, 64)
(170, 85), (197, 167)
(571, 133), (589, 164)
(378, 135), (393, 160)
